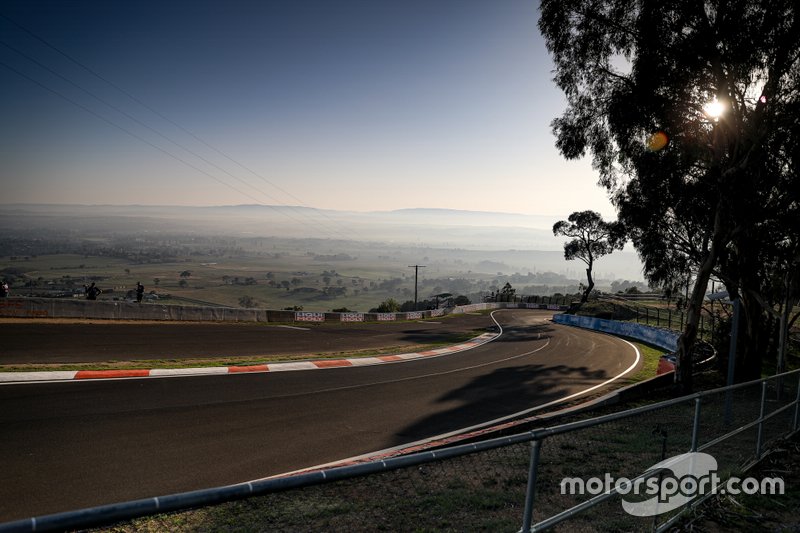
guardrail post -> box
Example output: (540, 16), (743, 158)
(794, 374), (800, 432)
(691, 397), (702, 451)
(756, 381), (768, 459)
(520, 439), (542, 533)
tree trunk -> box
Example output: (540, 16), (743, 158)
(737, 293), (768, 381)
(582, 265), (594, 303)
(675, 262), (711, 394)
(674, 203), (726, 394)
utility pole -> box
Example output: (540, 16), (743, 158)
(408, 265), (426, 311)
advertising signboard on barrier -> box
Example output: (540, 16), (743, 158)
(295, 312), (325, 322)
(553, 313), (680, 352)
(405, 312), (423, 320)
(376, 313), (396, 321)
(340, 313), (364, 322)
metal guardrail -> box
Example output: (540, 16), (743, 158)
(2, 369), (798, 532)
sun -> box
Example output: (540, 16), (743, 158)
(703, 98), (725, 120)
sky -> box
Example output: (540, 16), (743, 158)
(0, 0), (615, 218)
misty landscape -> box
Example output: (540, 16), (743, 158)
(0, 203), (647, 311)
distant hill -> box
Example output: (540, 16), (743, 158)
(0, 203), (644, 280)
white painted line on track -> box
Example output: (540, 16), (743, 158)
(273, 325), (641, 475)
(274, 325), (311, 331)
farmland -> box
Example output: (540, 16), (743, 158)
(0, 204), (647, 312)
(1, 237), (586, 312)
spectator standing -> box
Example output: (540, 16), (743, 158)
(85, 282), (101, 301)
(136, 282), (145, 303)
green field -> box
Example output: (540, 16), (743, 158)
(1, 227), (591, 312)
(2, 248), (489, 312)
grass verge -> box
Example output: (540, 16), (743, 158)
(0, 332), (483, 373)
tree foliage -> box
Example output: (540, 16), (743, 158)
(376, 298), (400, 313)
(553, 211), (625, 302)
(540, 0), (799, 389)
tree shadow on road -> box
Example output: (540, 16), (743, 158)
(397, 322), (553, 344)
(390, 362), (610, 446)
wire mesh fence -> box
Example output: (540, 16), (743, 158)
(3, 371), (798, 533)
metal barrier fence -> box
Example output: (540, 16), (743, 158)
(595, 295), (721, 345)
(2, 369), (798, 533)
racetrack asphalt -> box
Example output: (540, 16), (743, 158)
(0, 310), (640, 522)
(0, 312), (495, 364)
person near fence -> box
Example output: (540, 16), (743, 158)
(0, 280), (8, 297)
(85, 282), (101, 301)
(136, 282), (145, 303)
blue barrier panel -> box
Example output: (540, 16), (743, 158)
(552, 313), (680, 352)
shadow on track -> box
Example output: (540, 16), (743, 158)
(391, 361), (610, 446)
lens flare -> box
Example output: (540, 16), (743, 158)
(647, 131), (669, 151)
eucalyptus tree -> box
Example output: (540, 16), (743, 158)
(553, 211), (625, 303)
(540, 0), (799, 391)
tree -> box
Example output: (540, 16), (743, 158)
(540, 0), (799, 391)
(376, 298), (400, 313)
(238, 295), (255, 308)
(178, 279), (188, 288)
(179, 270), (192, 278)
(553, 211), (625, 303)
(499, 282), (516, 302)
(454, 295), (471, 306)
(153, 277), (160, 286)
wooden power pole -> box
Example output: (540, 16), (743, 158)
(408, 264), (426, 311)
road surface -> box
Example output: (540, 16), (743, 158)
(0, 310), (638, 521)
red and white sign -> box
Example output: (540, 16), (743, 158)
(295, 311), (325, 322)
(340, 313), (364, 322)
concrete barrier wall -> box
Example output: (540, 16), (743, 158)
(552, 313), (680, 352)
(0, 297), (569, 324)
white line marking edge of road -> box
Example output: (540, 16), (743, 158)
(270, 325), (640, 478)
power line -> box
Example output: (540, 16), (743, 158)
(0, 40), (351, 241)
(0, 12), (367, 242)
(0, 59), (274, 208)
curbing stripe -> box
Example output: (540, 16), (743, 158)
(150, 367), (229, 376)
(312, 360), (352, 369)
(267, 362), (318, 372)
(0, 332), (503, 384)
(0, 370), (78, 383)
(394, 353), (423, 360)
(346, 357), (384, 366)
(75, 369), (150, 379)
(227, 365), (269, 373)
